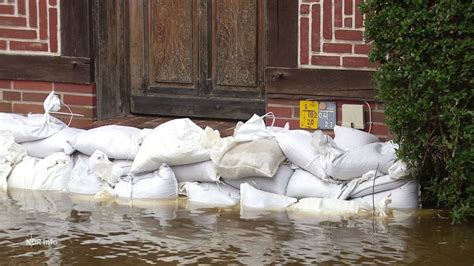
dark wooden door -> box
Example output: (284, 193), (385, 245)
(129, 0), (265, 120)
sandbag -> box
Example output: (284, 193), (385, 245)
(0, 113), (66, 143)
(275, 130), (337, 179)
(184, 182), (240, 207)
(21, 127), (83, 158)
(288, 197), (391, 217)
(0, 131), (26, 189)
(8, 152), (73, 191)
(66, 154), (106, 195)
(348, 174), (411, 199)
(333, 125), (379, 151)
(224, 164), (294, 195)
(74, 125), (144, 160)
(171, 160), (218, 183)
(211, 138), (286, 179)
(351, 180), (420, 209)
(240, 183), (297, 210)
(112, 159), (133, 178)
(388, 160), (410, 180)
(131, 119), (210, 174)
(285, 169), (344, 199)
(114, 163), (178, 199)
(326, 142), (397, 180)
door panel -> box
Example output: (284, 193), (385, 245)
(215, 0), (257, 87)
(148, 0), (196, 87)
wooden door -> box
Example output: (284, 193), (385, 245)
(129, 0), (265, 120)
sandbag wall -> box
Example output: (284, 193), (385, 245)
(0, 111), (421, 215)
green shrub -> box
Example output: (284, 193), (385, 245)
(360, 0), (473, 222)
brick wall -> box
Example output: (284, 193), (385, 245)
(0, 80), (96, 128)
(0, 0), (60, 55)
(0, 1), (97, 128)
(267, 98), (390, 140)
(299, 0), (377, 70)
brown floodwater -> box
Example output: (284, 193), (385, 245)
(0, 188), (473, 265)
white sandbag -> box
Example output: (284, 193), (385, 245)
(185, 182), (240, 207)
(8, 152), (73, 191)
(233, 113), (283, 141)
(285, 169), (344, 199)
(0, 113), (66, 143)
(211, 137), (285, 179)
(224, 164), (294, 195)
(333, 125), (379, 151)
(131, 119), (210, 173)
(74, 125), (144, 160)
(114, 163), (178, 199)
(66, 154), (106, 195)
(326, 142), (398, 180)
(289, 197), (391, 217)
(0, 131), (26, 189)
(351, 180), (420, 209)
(388, 160), (410, 180)
(171, 160), (218, 183)
(112, 159), (133, 178)
(240, 183), (297, 210)
(348, 174), (411, 198)
(21, 127), (83, 158)
(88, 150), (120, 187)
(275, 130), (338, 179)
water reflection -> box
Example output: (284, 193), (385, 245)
(0, 188), (473, 264)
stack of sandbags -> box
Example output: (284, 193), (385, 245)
(183, 182), (240, 207)
(0, 131), (26, 189)
(7, 152), (73, 191)
(22, 127), (83, 158)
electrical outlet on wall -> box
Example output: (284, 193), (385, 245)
(341, 104), (365, 129)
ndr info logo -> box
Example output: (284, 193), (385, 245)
(25, 235), (58, 247)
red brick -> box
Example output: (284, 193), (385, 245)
(0, 29), (36, 39)
(22, 92), (50, 102)
(343, 56), (378, 68)
(311, 4), (321, 52)
(0, 5), (14, 14)
(54, 83), (96, 94)
(49, 7), (58, 52)
(334, 0), (343, 27)
(273, 119), (300, 129)
(63, 94), (97, 106)
(371, 111), (385, 124)
(300, 17), (309, 64)
(267, 106), (292, 118)
(0, 102), (12, 112)
(354, 44), (371, 54)
(371, 124), (389, 136)
(0, 40), (5, 50)
(66, 106), (96, 118)
(18, 0), (26, 14)
(2, 90), (21, 101)
(334, 30), (363, 41)
(375, 103), (384, 110)
(302, 0), (318, 2)
(300, 4), (310, 14)
(293, 107), (300, 118)
(28, 0), (37, 27)
(13, 103), (44, 114)
(344, 0), (352, 15)
(354, 0), (363, 28)
(39, 0), (47, 40)
(323, 43), (352, 53)
(0, 80), (11, 88)
(311, 55), (340, 66)
(0, 16), (27, 27)
(344, 18), (352, 27)
(14, 81), (53, 91)
(10, 41), (48, 51)
(49, 0), (57, 6)
(323, 0), (332, 39)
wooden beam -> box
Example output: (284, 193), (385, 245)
(60, 0), (91, 58)
(0, 55), (91, 84)
(265, 67), (377, 99)
(265, 0), (298, 68)
(132, 95), (265, 120)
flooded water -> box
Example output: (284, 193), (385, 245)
(0, 188), (473, 265)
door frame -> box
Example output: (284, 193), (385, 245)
(128, 0), (266, 120)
